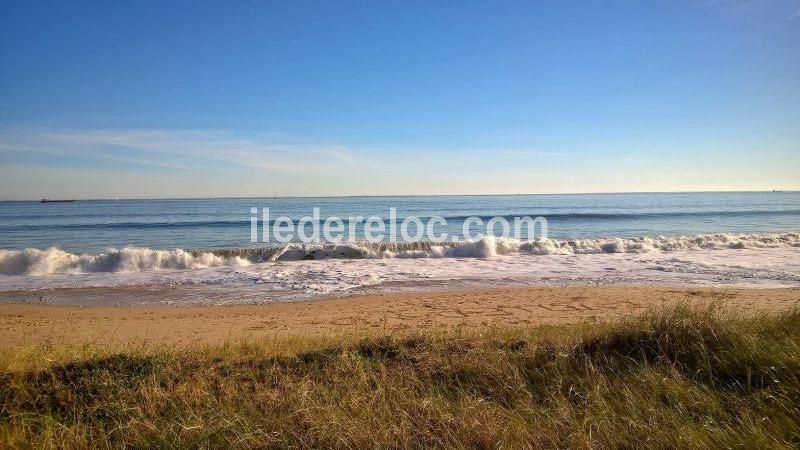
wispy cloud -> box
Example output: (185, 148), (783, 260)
(0, 128), (359, 174)
(789, 7), (800, 20)
(0, 126), (583, 199)
(0, 127), (572, 174)
(494, 149), (569, 158)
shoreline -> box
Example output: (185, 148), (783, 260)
(1, 286), (798, 348)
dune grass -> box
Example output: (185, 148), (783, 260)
(1, 303), (799, 449)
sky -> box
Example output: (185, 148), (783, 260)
(0, 0), (799, 199)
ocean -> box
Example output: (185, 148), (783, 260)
(1, 192), (799, 302)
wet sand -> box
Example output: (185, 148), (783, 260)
(0, 286), (798, 348)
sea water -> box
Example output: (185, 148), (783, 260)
(1, 192), (799, 300)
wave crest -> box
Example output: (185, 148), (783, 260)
(0, 247), (250, 276)
(0, 232), (797, 276)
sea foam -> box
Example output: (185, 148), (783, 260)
(0, 232), (798, 276)
(0, 247), (250, 276)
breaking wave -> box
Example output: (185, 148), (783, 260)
(0, 247), (251, 276)
(1, 232), (798, 276)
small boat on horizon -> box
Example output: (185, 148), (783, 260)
(40, 198), (76, 203)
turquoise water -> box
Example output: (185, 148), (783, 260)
(1, 192), (799, 253)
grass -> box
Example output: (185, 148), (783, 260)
(1, 303), (799, 449)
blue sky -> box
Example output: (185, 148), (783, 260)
(1, 0), (798, 199)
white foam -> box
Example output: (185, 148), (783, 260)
(1, 232), (798, 277)
(0, 247), (250, 276)
(518, 232), (800, 255)
(1, 246), (799, 299)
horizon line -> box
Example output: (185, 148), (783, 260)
(2, 189), (797, 202)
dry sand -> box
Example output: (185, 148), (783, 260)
(1, 286), (798, 348)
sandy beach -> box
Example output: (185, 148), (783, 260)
(1, 286), (798, 348)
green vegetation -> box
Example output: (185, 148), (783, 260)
(1, 304), (799, 449)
